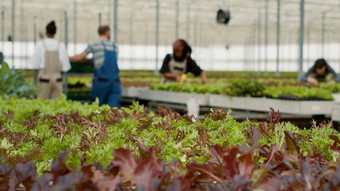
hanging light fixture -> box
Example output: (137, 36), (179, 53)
(216, 9), (231, 24)
(217, 0), (231, 25)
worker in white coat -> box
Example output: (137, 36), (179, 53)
(29, 21), (71, 99)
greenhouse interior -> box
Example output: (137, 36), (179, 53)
(0, 0), (340, 190)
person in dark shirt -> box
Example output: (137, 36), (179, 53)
(300, 58), (340, 84)
(0, 52), (3, 64)
(160, 39), (206, 84)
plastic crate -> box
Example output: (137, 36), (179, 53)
(67, 90), (91, 101)
(68, 62), (94, 73)
(278, 94), (329, 101)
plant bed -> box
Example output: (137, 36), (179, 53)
(139, 89), (210, 106)
(0, 97), (339, 190)
(68, 61), (94, 73)
(277, 94), (330, 101)
(1, 142), (339, 191)
(67, 90), (92, 101)
(150, 81), (334, 101)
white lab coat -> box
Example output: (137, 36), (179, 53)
(29, 38), (71, 72)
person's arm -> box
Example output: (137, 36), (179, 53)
(307, 76), (319, 84)
(163, 72), (181, 81)
(28, 42), (43, 70)
(299, 67), (313, 82)
(186, 57), (206, 84)
(326, 64), (340, 82)
(69, 51), (87, 62)
(59, 43), (71, 72)
(69, 44), (91, 62)
(199, 71), (207, 84)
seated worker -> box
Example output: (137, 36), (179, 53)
(300, 58), (340, 84)
(160, 39), (206, 84)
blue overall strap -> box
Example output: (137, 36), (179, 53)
(101, 41), (119, 79)
(90, 40), (121, 108)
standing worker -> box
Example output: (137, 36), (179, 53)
(70, 25), (121, 108)
(29, 21), (71, 99)
(0, 51), (4, 64)
(160, 39), (206, 84)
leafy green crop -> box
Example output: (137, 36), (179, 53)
(0, 63), (38, 99)
(223, 79), (265, 97)
(320, 83), (340, 93)
(264, 85), (334, 100)
(0, 97), (339, 173)
(150, 80), (334, 100)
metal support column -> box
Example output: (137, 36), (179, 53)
(248, 39), (251, 71)
(1, 10), (4, 51)
(113, 0), (118, 43)
(64, 11), (69, 96)
(176, 0), (179, 39)
(99, 13), (102, 25)
(244, 41), (247, 71)
(286, 37), (289, 70)
(264, 0), (269, 75)
(257, 10), (262, 73)
(144, 23), (148, 45)
(243, 42), (248, 71)
(195, 20), (200, 61)
(110, 0), (113, 40)
(276, 0), (281, 77)
(144, 24), (148, 66)
(108, 0), (111, 27)
(194, 17), (197, 49)
(186, 3), (190, 41)
(11, 0), (15, 66)
(155, 0), (159, 75)
(252, 25), (256, 72)
(129, 18), (132, 45)
(86, 15), (90, 43)
(33, 16), (37, 85)
(20, 0), (25, 67)
(306, 23), (310, 67)
(73, 0), (77, 54)
(64, 12), (68, 48)
(129, 17), (133, 69)
(339, 37), (340, 71)
(298, 0), (305, 81)
(20, 0), (23, 42)
(322, 12), (325, 57)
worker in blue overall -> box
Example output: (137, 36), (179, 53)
(70, 25), (121, 108)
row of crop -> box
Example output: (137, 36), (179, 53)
(1, 143), (339, 190)
(11, 64), (340, 101)
(66, 77), (338, 100)
(0, 97), (339, 190)
(119, 70), (299, 79)
(0, 97), (339, 162)
(150, 79), (336, 100)
(1, 97), (339, 167)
